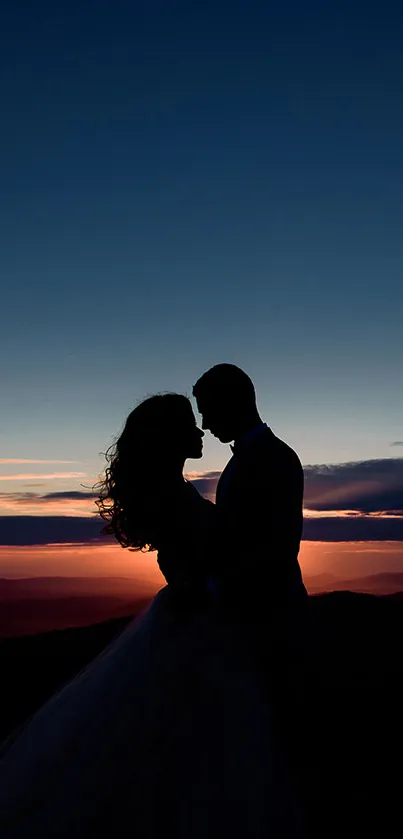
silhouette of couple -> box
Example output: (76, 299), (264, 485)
(99, 363), (306, 613)
(0, 365), (307, 839)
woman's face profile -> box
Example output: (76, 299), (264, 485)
(176, 404), (204, 460)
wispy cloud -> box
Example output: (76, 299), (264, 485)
(187, 460), (403, 513)
(0, 516), (106, 546)
(1, 512), (403, 546)
(304, 458), (403, 513)
(0, 459), (77, 464)
(44, 491), (97, 500)
(391, 442), (403, 447)
(0, 491), (96, 517)
(1, 458), (403, 545)
(185, 471), (221, 479)
(0, 472), (86, 481)
(303, 515), (403, 541)
(185, 470), (220, 501)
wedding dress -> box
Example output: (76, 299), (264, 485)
(0, 484), (303, 838)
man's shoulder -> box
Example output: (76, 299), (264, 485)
(269, 428), (302, 463)
(250, 427), (302, 471)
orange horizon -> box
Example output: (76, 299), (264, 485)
(0, 541), (402, 589)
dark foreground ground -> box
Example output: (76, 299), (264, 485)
(0, 592), (401, 838)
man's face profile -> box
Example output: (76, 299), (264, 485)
(196, 395), (234, 443)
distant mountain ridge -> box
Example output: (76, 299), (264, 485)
(0, 576), (149, 599)
(305, 571), (403, 595)
(0, 576), (154, 638)
(1, 573), (403, 638)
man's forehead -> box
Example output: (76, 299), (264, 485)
(196, 394), (222, 411)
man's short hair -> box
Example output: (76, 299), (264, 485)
(193, 363), (256, 403)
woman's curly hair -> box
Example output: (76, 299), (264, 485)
(95, 394), (191, 551)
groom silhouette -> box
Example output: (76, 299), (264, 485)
(193, 363), (307, 616)
(194, 364), (309, 802)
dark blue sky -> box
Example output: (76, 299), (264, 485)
(2, 0), (402, 485)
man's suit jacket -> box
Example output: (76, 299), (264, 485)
(215, 425), (307, 609)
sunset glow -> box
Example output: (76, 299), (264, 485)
(0, 543), (163, 587)
(1, 0), (403, 642)
(1, 541), (402, 594)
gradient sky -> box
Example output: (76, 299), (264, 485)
(2, 0), (402, 480)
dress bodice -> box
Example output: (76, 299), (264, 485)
(156, 481), (216, 584)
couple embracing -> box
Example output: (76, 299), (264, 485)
(101, 363), (306, 610)
(0, 365), (307, 839)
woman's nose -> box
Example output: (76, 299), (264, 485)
(199, 428), (205, 437)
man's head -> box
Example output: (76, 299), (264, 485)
(193, 363), (260, 443)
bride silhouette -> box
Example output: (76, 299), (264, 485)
(97, 393), (215, 587)
(0, 394), (303, 838)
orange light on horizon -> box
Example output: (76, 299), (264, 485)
(0, 541), (402, 592)
(0, 543), (164, 593)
